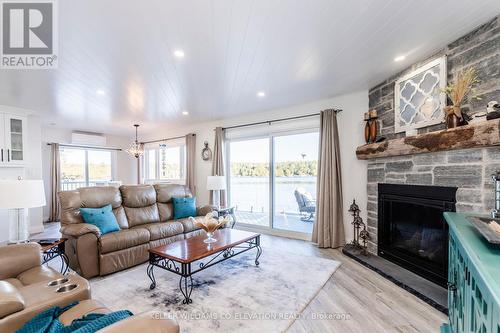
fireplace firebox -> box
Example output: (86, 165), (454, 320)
(378, 184), (457, 287)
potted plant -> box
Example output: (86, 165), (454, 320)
(442, 67), (480, 128)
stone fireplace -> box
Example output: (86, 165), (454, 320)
(359, 146), (500, 299)
(364, 15), (500, 259)
(377, 183), (457, 287)
(350, 15), (500, 307)
(365, 147), (500, 259)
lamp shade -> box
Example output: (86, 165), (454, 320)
(206, 176), (226, 191)
(0, 180), (46, 209)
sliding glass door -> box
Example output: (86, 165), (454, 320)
(228, 138), (270, 228)
(273, 132), (318, 233)
(227, 130), (318, 235)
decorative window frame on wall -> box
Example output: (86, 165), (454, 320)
(394, 56), (447, 133)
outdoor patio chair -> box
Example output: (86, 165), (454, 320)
(294, 188), (316, 222)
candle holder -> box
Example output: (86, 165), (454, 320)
(347, 199), (370, 255)
(359, 228), (370, 255)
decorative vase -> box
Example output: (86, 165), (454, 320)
(369, 119), (378, 143)
(189, 213), (230, 244)
(204, 232), (216, 244)
(445, 106), (464, 129)
(364, 120), (371, 144)
(446, 114), (461, 129)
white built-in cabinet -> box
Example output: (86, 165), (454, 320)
(0, 113), (27, 166)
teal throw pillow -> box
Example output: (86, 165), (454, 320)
(80, 204), (120, 235)
(173, 197), (197, 219)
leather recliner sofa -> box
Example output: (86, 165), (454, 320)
(0, 243), (179, 332)
(53, 299), (179, 333)
(59, 184), (214, 278)
(0, 243), (91, 332)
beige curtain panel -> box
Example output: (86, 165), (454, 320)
(49, 143), (61, 222)
(211, 127), (227, 207)
(185, 133), (196, 195)
(312, 109), (345, 248)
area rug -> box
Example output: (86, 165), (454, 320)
(90, 250), (340, 332)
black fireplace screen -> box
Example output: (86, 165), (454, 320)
(378, 184), (457, 287)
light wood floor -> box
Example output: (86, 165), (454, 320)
(262, 235), (447, 333)
(38, 223), (447, 332)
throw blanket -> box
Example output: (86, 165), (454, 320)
(17, 302), (132, 333)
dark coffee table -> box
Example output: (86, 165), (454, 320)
(147, 229), (262, 304)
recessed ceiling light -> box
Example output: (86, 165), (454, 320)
(257, 91), (266, 98)
(182, 111), (189, 116)
(174, 50), (185, 58)
(96, 89), (106, 96)
(394, 55), (406, 62)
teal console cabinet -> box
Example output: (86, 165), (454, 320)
(442, 212), (500, 333)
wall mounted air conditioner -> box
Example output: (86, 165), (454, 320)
(71, 132), (106, 146)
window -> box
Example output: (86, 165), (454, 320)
(60, 147), (114, 191)
(227, 130), (319, 235)
(159, 145), (183, 180)
(228, 138), (270, 227)
(146, 149), (156, 179)
(143, 141), (186, 183)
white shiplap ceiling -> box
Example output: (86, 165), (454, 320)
(1, 0), (500, 135)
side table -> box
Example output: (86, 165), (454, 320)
(32, 238), (69, 274)
(216, 207), (237, 228)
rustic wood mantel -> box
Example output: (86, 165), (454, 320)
(356, 118), (500, 160)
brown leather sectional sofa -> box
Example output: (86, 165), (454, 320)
(0, 243), (179, 332)
(59, 184), (214, 278)
(0, 243), (90, 332)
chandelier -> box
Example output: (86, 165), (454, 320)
(126, 124), (144, 158)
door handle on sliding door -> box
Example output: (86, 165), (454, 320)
(0, 148), (3, 162)
(7, 149), (10, 162)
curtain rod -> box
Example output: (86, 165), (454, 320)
(46, 143), (122, 151)
(141, 133), (195, 145)
(220, 109), (342, 131)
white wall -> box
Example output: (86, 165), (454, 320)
(41, 127), (138, 221)
(142, 90), (368, 241)
(336, 92), (368, 241)
(26, 115), (44, 233)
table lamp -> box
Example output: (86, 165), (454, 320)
(207, 176), (226, 210)
(0, 179), (46, 243)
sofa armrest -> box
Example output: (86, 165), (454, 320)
(0, 281), (25, 319)
(60, 224), (101, 278)
(60, 223), (101, 238)
(196, 205), (217, 216)
(98, 312), (179, 333)
(0, 243), (42, 280)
